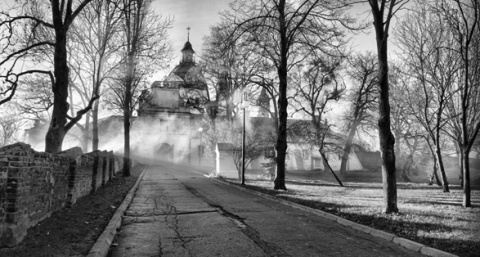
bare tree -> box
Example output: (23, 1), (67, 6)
(202, 22), (240, 123)
(225, 0), (355, 190)
(116, 0), (172, 176)
(339, 51), (378, 174)
(0, 0), (96, 153)
(203, 22), (279, 167)
(290, 55), (345, 186)
(0, 111), (24, 146)
(15, 75), (54, 122)
(437, 0), (480, 207)
(229, 121), (270, 178)
(389, 64), (424, 183)
(395, 1), (460, 192)
(69, 0), (123, 152)
(367, 0), (409, 213)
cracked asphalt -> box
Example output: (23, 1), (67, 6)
(110, 164), (425, 257)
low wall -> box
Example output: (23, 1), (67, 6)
(0, 143), (124, 247)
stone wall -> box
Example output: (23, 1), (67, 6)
(0, 143), (124, 247)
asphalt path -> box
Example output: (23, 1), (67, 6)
(110, 163), (425, 257)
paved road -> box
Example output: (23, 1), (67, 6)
(110, 164), (424, 257)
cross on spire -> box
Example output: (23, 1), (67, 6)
(187, 26), (191, 41)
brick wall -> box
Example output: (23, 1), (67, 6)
(0, 143), (124, 247)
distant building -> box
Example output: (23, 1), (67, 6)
(132, 30), (367, 170)
(135, 35), (207, 164)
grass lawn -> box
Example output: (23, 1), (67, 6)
(235, 176), (480, 257)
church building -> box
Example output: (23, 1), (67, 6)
(135, 32), (208, 164)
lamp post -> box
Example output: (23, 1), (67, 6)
(198, 127), (203, 165)
(240, 92), (250, 185)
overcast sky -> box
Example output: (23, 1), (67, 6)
(153, 0), (376, 57)
(0, 0), (378, 78)
(152, 0), (231, 60)
(151, 0), (377, 80)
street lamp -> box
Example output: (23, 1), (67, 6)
(240, 92), (250, 185)
(198, 127), (203, 165)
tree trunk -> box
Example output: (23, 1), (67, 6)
(377, 45), (398, 214)
(123, 105), (131, 177)
(226, 94), (233, 121)
(273, 58), (288, 190)
(274, 77), (288, 190)
(339, 121), (359, 174)
(310, 148), (314, 171)
(274, 1), (288, 191)
(45, 31), (69, 153)
(435, 146), (450, 192)
(399, 159), (412, 182)
(92, 99), (100, 151)
(457, 146), (464, 188)
(371, 0), (398, 213)
(462, 149), (471, 207)
(432, 160), (441, 186)
(426, 138), (442, 186)
(399, 138), (419, 183)
(320, 151), (343, 187)
(82, 113), (90, 152)
(45, 127), (67, 153)
(209, 116), (217, 175)
(123, 55), (133, 177)
(378, 89), (398, 213)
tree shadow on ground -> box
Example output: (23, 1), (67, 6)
(241, 180), (479, 257)
(402, 199), (480, 208)
(283, 196), (480, 257)
(285, 179), (344, 188)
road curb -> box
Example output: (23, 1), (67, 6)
(87, 166), (148, 257)
(212, 177), (457, 257)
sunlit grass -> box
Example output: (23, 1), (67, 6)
(237, 177), (480, 257)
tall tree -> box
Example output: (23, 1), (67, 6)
(202, 22), (239, 123)
(117, 0), (172, 176)
(0, 0), (95, 153)
(225, 0), (354, 190)
(389, 64), (423, 183)
(340, 52), (378, 174)
(395, 1), (459, 192)
(202, 27), (275, 166)
(290, 56), (346, 186)
(367, 0), (409, 213)
(437, 0), (480, 207)
(70, 0), (123, 151)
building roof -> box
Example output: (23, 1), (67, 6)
(139, 38), (207, 115)
(217, 142), (235, 151)
(165, 73), (183, 82)
(248, 116), (367, 148)
(181, 41), (195, 53)
(169, 63), (207, 90)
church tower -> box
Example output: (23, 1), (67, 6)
(169, 27), (203, 83)
(181, 27), (195, 64)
